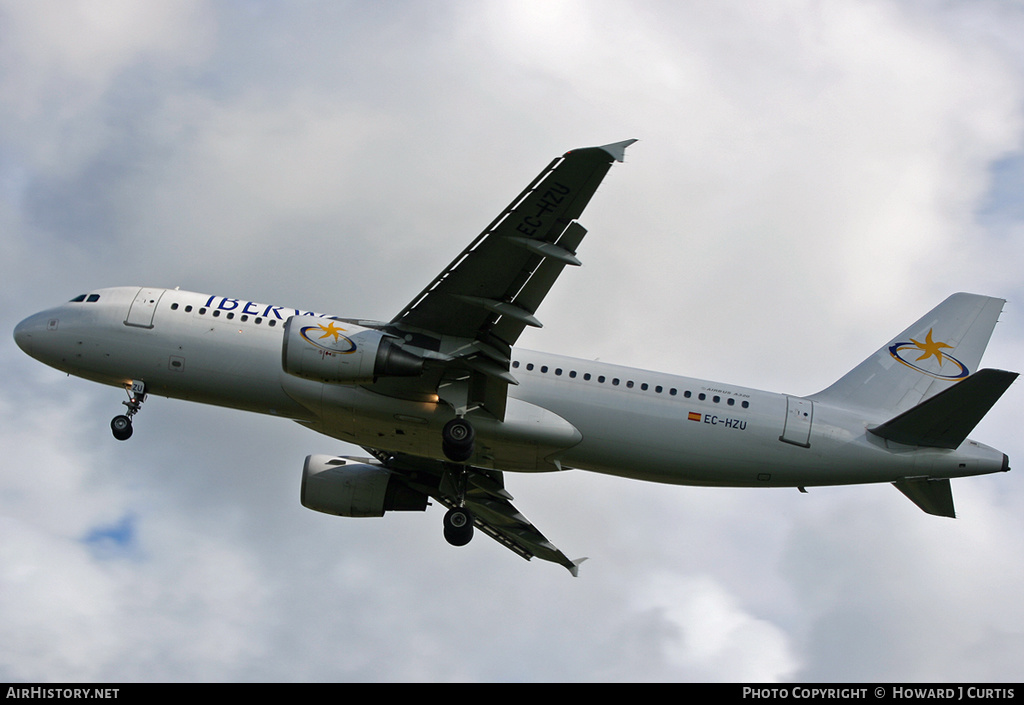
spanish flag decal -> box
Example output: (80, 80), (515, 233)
(688, 412), (702, 422)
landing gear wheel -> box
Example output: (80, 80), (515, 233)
(111, 380), (146, 441)
(110, 415), (133, 441)
(443, 507), (474, 546)
(441, 418), (475, 463)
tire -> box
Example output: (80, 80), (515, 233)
(110, 415), (133, 441)
(441, 418), (474, 463)
(443, 507), (474, 546)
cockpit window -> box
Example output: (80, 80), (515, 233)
(70, 294), (101, 303)
(70, 295), (87, 302)
(86, 294), (100, 302)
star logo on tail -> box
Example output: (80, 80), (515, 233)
(888, 328), (969, 380)
(909, 329), (953, 365)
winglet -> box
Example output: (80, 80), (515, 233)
(598, 139), (638, 162)
(568, 557), (589, 577)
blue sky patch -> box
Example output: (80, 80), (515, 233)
(82, 514), (138, 559)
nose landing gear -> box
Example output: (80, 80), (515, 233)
(110, 381), (146, 441)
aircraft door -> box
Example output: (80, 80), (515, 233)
(125, 288), (165, 329)
(780, 396), (813, 447)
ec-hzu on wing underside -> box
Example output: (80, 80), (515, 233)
(382, 140), (637, 422)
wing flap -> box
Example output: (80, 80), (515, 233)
(492, 222), (588, 344)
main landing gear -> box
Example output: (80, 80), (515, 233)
(441, 417), (476, 546)
(110, 380), (146, 441)
(441, 417), (475, 463)
(443, 505), (474, 547)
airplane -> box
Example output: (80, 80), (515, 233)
(13, 140), (1018, 575)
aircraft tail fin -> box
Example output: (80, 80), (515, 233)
(810, 293), (1007, 416)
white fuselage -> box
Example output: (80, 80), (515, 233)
(14, 286), (1007, 489)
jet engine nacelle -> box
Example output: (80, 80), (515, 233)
(300, 455), (429, 517)
(282, 315), (422, 384)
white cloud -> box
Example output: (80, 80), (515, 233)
(0, 0), (214, 176)
(626, 572), (799, 681)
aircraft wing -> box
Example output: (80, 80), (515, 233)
(383, 140), (635, 419)
(376, 450), (586, 576)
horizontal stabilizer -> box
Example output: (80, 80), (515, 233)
(893, 478), (956, 518)
(869, 369), (1017, 448)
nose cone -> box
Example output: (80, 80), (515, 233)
(13, 311), (48, 358)
(14, 315), (33, 354)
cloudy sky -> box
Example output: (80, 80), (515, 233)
(2, 0), (1024, 683)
